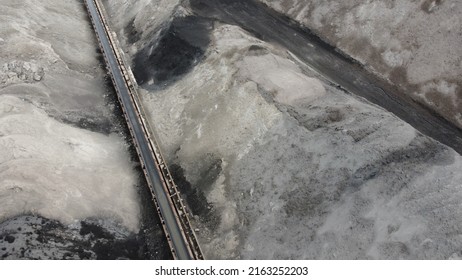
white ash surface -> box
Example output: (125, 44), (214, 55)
(259, 0), (462, 128)
(105, 0), (462, 259)
(0, 0), (141, 232)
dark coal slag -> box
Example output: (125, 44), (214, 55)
(133, 16), (212, 87)
(0, 215), (169, 260)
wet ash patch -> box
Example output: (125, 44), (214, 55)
(196, 158), (223, 194)
(133, 16), (213, 87)
(60, 113), (115, 135)
(421, 0), (444, 13)
(170, 164), (220, 231)
(125, 17), (142, 45)
(0, 215), (148, 260)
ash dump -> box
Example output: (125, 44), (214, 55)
(103, 0), (462, 259)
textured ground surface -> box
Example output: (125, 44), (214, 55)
(103, 0), (462, 259)
(3, 0), (460, 260)
(0, 215), (146, 260)
(259, 0), (462, 129)
(0, 0), (168, 259)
